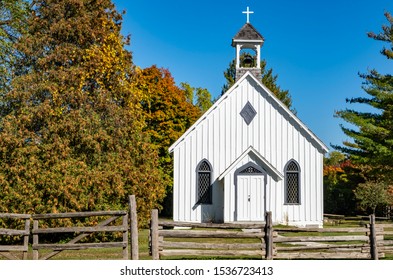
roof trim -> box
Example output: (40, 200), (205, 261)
(232, 23), (264, 44)
(245, 73), (329, 153)
(168, 73), (246, 153)
(218, 146), (283, 181)
(169, 71), (329, 154)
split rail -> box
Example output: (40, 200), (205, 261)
(150, 211), (392, 260)
(0, 213), (31, 260)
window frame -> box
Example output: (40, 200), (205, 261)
(196, 159), (213, 205)
(284, 160), (301, 205)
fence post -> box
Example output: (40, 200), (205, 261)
(369, 214), (378, 260)
(264, 211), (273, 260)
(23, 217), (30, 260)
(128, 195), (139, 260)
(150, 209), (159, 260)
(122, 213), (129, 260)
(33, 219), (39, 260)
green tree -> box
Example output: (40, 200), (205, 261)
(0, 0), (29, 101)
(222, 56), (295, 112)
(0, 0), (165, 227)
(180, 82), (194, 104)
(180, 82), (213, 113)
(354, 180), (390, 214)
(195, 87), (212, 113)
(334, 12), (393, 181)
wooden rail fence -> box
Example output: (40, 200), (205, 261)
(150, 211), (392, 260)
(274, 226), (382, 259)
(150, 210), (273, 260)
(0, 213), (31, 260)
(157, 226), (267, 259)
(376, 223), (393, 256)
(0, 195), (139, 260)
(2, 204), (392, 260)
(274, 215), (393, 260)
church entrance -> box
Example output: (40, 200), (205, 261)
(235, 163), (266, 222)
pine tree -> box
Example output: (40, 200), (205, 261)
(0, 0), (166, 226)
(334, 12), (393, 180)
(222, 56), (295, 112)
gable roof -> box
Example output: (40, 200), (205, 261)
(232, 23), (264, 46)
(218, 146), (283, 182)
(169, 71), (329, 154)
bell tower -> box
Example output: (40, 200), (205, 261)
(232, 7), (264, 81)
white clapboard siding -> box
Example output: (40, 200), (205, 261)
(170, 72), (328, 227)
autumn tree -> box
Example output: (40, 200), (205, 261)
(0, 0), (29, 102)
(0, 0), (165, 226)
(323, 151), (362, 215)
(222, 56), (295, 112)
(135, 66), (201, 161)
(334, 12), (393, 181)
(133, 66), (202, 215)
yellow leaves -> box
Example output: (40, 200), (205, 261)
(0, 1), (167, 228)
(80, 26), (129, 92)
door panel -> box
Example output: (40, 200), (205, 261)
(237, 176), (250, 221)
(237, 175), (265, 221)
(250, 176), (264, 221)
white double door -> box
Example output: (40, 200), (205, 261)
(236, 174), (265, 221)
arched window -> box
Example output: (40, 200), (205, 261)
(196, 160), (212, 204)
(285, 160), (300, 204)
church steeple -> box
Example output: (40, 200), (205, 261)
(232, 7), (264, 81)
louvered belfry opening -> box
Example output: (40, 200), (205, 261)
(197, 161), (212, 204)
(285, 161), (300, 204)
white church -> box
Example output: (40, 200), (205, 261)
(169, 7), (328, 227)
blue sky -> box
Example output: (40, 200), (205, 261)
(113, 0), (393, 153)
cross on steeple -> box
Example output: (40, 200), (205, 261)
(242, 6), (254, 23)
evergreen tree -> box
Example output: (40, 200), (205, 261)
(334, 12), (393, 180)
(222, 56), (295, 112)
(0, 0), (166, 226)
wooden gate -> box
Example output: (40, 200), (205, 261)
(32, 211), (128, 260)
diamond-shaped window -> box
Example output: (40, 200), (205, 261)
(240, 101), (257, 125)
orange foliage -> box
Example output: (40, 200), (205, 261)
(134, 65), (201, 150)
